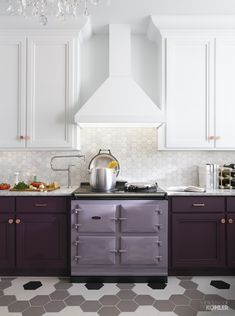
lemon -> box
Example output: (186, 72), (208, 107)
(107, 160), (118, 169)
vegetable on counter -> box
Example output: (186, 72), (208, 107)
(0, 183), (11, 190)
(13, 182), (29, 190)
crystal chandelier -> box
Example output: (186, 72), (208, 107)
(6, 0), (100, 25)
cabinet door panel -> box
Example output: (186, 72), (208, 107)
(16, 214), (67, 270)
(172, 213), (225, 268)
(27, 36), (75, 148)
(166, 37), (214, 148)
(0, 214), (15, 270)
(227, 213), (235, 268)
(76, 203), (117, 233)
(75, 236), (116, 265)
(216, 38), (235, 148)
(120, 237), (160, 265)
(0, 37), (26, 148)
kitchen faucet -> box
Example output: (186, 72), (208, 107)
(50, 154), (85, 188)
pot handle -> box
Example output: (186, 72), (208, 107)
(98, 149), (111, 155)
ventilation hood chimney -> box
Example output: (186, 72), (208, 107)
(75, 24), (164, 127)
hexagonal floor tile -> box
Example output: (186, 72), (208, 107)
(99, 295), (120, 306)
(148, 283), (167, 290)
(117, 290), (136, 300)
(0, 295), (16, 306)
(23, 281), (42, 290)
(184, 289), (204, 300)
(204, 294), (228, 305)
(210, 280), (230, 290)
(116, 284), (135, 290)
(116, 300), (138, 312)
(0, 281), (12, 290)
(179, 280), (198, 290)
(49, 290), (69, 300)
(44, 300), (66, 312)
(8, 301), (30, 313)
(190, 299), (207, 312)
(54, 281), (73, 290)
(85, 283), (104, 290)
(23, 306), (45, 316)
(174, 305), (197, 316)
(169, 294), (190, 305)
(64, 295), (85, 306)
(30, 295), (51, 306)
(98, 306), (120, 316)
(80, 300), (102, 312)
(134, 295), (155, 305)
(154, 300), (175, 311)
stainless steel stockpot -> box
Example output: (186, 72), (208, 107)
(88, 149), (120, 192)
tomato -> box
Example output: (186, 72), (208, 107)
(0, 183), (11, 190)
(30, 182), (45, 188)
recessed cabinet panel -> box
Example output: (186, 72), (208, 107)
(216, 38), (235, 148)
(120, 237), (160, 265)
(165, 37), (214, 148)
(120, 203), (160, 233)
(76, 236), (116, 265)
(27, 36), (75, 148)
(76, 203), (117, 233)
(172, 213), (225, 268)
(0, 214), (15, 270)
(0, 37), (26, 148)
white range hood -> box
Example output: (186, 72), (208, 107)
(75, 24), (164, 127)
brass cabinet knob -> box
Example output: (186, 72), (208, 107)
(8, 219), (14, 224)
(220, 218), (226, 224)
(228, 218), (234, 224)
(19, 136), (25, 140)
(15, 219), (21, 224)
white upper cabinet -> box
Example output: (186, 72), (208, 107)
(27, 36), (76, 148)
(0, 32), (79, 150)
(0, 37), (26, 148)
(215, 38), (235, 149)
(165, 37), (214, 149)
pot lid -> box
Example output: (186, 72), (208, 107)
(88, 149), (120, 176)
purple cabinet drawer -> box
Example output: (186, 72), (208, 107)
(227, 198), (235, 213)
(172, 197), (225, 213)
(16, 197), (67, 213)
(0, 197), (14, 213)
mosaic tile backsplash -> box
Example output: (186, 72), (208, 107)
(0, 128), (235, 188)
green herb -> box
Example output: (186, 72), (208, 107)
(14, 182), (29, 190)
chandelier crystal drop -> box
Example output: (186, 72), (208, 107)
(6, 0), (101, 25)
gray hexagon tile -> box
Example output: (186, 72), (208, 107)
(49, 290), (69, 301)
(174, 305), (198, 316)
(169, 294), (190, 305)
(99, 295), (120, 306)
(23, 306), (45, 316)
(184, 289), (205, 300)
(179, 280), (198, 290)
(0, 295), (16, 306)
(64, 295), (85, 306)
(80, 300), (102, 312)
(117, 290), (136, 300)
(134, 294), (155, 305)
(116, 300), (138, 312)
(154, 299), (175, 311)
(98, 306), (120, 316)
(44, 300), (65, 313)
(8, 301), (30, 313)
(29, 295), (50, 306)
(116, 284), (135, 290)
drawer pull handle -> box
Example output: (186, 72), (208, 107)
(192, 203), (205, 207)
(15, 219), (21, 224)
(221, 218), (226, 224)
(228, 218), (234, 224)
(8, 219), (14, 224)
(119, 217), (128, 221)
(35, 204), (48, 207)
(91, 216), (101, 220)
(110, 217), (119, 222)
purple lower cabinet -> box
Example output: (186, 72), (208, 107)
(172, 213), (226, 268)
(16, 214), (67, 275)
(0, 214), (15, 271)
(227, 213), (235, 268)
